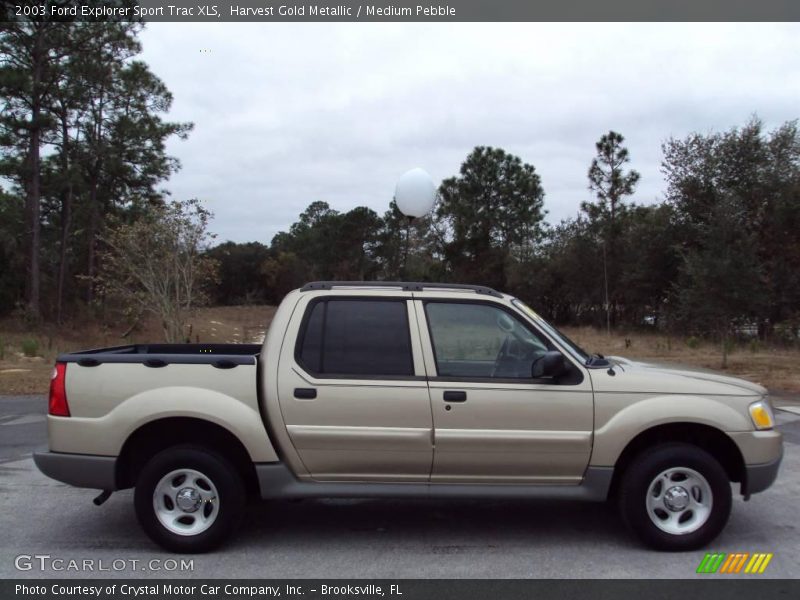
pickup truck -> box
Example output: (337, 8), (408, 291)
(34, 281), (783, 553)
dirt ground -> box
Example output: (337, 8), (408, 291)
(1, 305), (798, 394)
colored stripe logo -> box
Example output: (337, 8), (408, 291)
(696, 552), (773, 574)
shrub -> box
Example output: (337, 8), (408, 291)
(21, 338), (39, 357)
(685, 336), (700, 349)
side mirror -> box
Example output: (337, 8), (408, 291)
(532, 351), (569, 379)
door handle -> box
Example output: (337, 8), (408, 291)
(443, 390), (467, 402)
(294, 388), (317, 399)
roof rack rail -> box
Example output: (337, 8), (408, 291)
(300, 281), (504, 298)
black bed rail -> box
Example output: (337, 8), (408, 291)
(56, 343), (261, 368)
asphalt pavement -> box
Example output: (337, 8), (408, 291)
(1, 394), (798, 579)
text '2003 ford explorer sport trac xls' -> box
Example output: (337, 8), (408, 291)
(35, 282), (783, 553)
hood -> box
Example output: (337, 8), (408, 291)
(601, 356), (767, 397)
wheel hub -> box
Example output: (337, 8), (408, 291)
(175, 487), (202, 513)
(663, 486), (690, 511)
(645, 466), (713, 535)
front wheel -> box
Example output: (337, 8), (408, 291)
(618, 443), (732, 551)
(134, 445), (245, 553)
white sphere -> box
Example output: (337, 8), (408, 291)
(395, 168), (436, 218)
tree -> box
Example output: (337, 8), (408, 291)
(0, 20), (191, 321)
(206, 241), (272, 305)
(617, 204), (683, 327)
(583, 131), (640, 334)
(436, 146), (546, 290)
(0, 188), (25, 314)
(0, 20), (74, 318)
(376, 200), (442, 281)
(77, 47), (192, 303)
(333, 206), (382, 280)
(674, 194), (764, 367)
(272, 201), (384, 282)
(95, 199), (219, 342)
(663, 118), (800, 339)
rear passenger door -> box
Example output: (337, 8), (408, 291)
(277, 293), (433, 482)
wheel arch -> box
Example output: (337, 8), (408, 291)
(116, 417), (260, 495)
(607, 422), (745, 499)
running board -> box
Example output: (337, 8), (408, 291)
(255, 463), (613, 501)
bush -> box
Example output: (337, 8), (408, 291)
(685, 336), (700, 349)
(21, 338), (39, 357)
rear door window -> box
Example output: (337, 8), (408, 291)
(296, 299), (414, 377)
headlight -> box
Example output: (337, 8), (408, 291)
(749, 400), (775, 430)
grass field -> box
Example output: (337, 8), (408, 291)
(1, 305), (798, 394)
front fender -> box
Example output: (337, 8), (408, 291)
(590, 393), (753, 466)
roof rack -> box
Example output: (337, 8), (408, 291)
(300, 281), (504, 298)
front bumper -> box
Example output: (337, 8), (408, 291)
(34, 450), (118, 490)
(727, 428), (783, 495)
(742, 450), (783, 496)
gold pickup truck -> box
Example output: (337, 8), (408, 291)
(34, 282), (783, 553)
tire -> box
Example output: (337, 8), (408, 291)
(134, 445), (245, 553)
(618, 442), (732, 551)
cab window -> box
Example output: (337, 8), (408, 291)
(425, 302), (550, 379)
(297, 299), (414, 377)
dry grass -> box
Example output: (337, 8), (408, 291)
(562, 326), (800, 393)
(0, 305), (276, 395)
(1, 306), (798, 395)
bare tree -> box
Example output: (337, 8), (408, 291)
(96, 199), (218, 342)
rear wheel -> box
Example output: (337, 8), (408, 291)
(134, 445), (245, 553)
(618, 443), (732, 551)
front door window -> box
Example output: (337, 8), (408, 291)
(424, 302), (550, 379)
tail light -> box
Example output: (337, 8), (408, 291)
(49, 362), (70, 417)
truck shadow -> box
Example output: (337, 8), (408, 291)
(237, 497), (631, 548)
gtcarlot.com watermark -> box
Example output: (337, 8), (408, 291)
(14, 554), (194, 573)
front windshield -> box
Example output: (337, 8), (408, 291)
(512, 299), (591, 364)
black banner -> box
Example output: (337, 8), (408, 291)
(4, 0), (800, 23)
(3, 580), (800, 600)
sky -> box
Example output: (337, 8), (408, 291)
(138, 23), (800, 244)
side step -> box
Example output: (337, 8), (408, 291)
(254, 463), (613, 501)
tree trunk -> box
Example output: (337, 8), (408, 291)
(86, 175), (99, 304)
(721, 328), (729, 369)
(603, 240), (610, 336)
(24, 31), (45, 320)
(56, 113), (72, 324)
(24, 124), (42, 319)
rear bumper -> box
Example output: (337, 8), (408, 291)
(33, 450), (118, 490)
(742, 450), (783, 496)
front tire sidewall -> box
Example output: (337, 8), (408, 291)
(135, 446), (245, 553)
(619, 443), (732, 551)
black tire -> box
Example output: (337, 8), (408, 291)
(618, 442), (732, 551)
(134, 445), (245, 553)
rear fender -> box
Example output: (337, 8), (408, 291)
(48, 386), (279, 462)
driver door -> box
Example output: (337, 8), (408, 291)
(415, 299), (594, 484)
